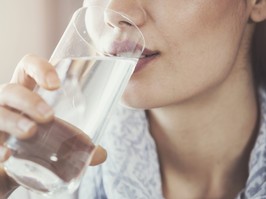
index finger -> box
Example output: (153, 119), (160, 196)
(10, 54), (60, 90)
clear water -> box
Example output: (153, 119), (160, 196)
(4, 157), (79, 195)
(4, 57), (137, 195)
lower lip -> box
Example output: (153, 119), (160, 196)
(133, 54), (159, 73)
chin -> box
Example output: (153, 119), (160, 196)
(119, 97), (146, 110)
(119, 93), (154, 110)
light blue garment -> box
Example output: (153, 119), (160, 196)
(78, 88), (266, 199)
(237, 87), (266, 199)
(79, 104), (163, 199)
(9, 88), (266, 199)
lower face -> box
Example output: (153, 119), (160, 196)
(120, 0), (251, 109)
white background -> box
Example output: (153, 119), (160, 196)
(0, 0), (83, 83)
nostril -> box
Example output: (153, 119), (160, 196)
(104, 10), (135, 29)
(107, 20), (133, 29)
(118, 21), (132, 26)
(119, 21), (133, 27)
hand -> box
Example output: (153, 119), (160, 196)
(0, 54), (107, 198)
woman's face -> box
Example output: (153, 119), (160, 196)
(86, 0), (252, 109)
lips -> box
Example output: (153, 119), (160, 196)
(139, 48), (159, 58)
(102, 40), (159, 73)
(134, 48), (160, 73)
(103, 40), (144, 58)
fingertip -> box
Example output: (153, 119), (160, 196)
(90, 145), (107, 166)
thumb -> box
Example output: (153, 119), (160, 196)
(89, 145), (107, 166)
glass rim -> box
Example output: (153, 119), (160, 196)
(72, 5), (146, 58)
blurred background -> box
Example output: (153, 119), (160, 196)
(0, 0), (83, 83)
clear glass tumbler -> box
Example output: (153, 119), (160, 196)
(3, 5), (145, 196)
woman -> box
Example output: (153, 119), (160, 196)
(1, 0), (266, 198)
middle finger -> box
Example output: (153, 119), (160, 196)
(0, 83), (54, 123)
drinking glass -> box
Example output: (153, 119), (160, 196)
(3, 5), (145, 196)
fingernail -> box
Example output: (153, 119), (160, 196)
(46, 72), (60, 88)
(17, 118), (36, 133)
(37, 102), (54, 119)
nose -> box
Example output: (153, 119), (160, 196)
(104, 0), (146, 29)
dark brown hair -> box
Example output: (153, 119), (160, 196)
(252, 20), (266, 87)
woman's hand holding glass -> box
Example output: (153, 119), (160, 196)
(0, 4), (144, 197)
(0, 54), (107, 198)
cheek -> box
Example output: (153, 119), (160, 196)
(158, 0), (247, 48)
(122, 0), (249, 109)
(163, 0), (248, 84)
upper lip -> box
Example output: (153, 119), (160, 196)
(103, 40), (143, 58)
(102, 40), (159, 58)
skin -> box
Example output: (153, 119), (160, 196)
(104, 0), (266, 198)
(0, 0), (266, 198)
(120, 0), (252, 108)
(0, 55), (107, 198)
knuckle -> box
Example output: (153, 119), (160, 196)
(20, 53), (36, 64)
(0, 83), (17, 101)
(18, 54), (55, 85)
(0, 84), (42, 117)
(0, 83), (18, 92)
(0, 108), (30, 138)
(18, 54), (44, 73)
(21, 54), (48, 69)
(17, 54), (37, 71)
(29, 95), (43, 108)
(14, 91), (42, 112)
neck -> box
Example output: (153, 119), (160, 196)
(147, 63), (259, 198)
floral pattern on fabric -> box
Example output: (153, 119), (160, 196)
(79, 88), (266, 199)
